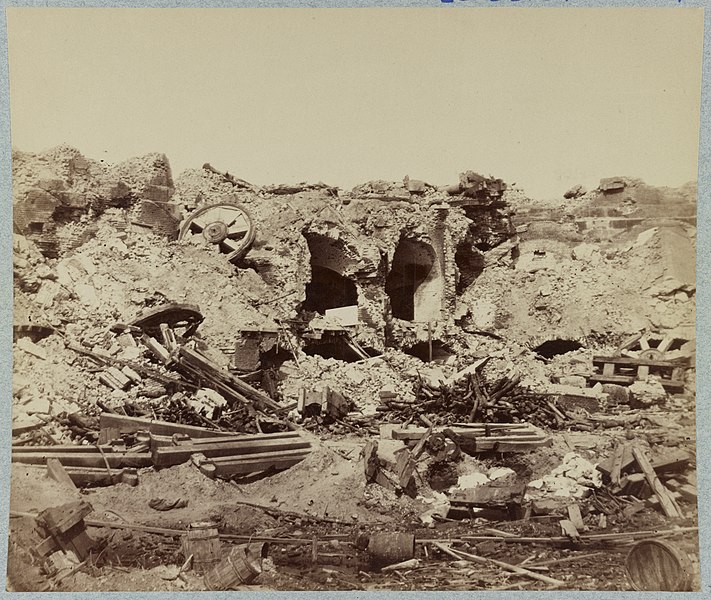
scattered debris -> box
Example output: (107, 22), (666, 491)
(9, 147), (699, 591)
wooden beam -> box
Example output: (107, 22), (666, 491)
(14, 445), (109, 454)
(592, 356), (687, 368)
(206, 449), (310, 477)
(597, 448), (690, 479)
(12, 451), (152, 469)
(588, 374), (684, 393)
(99, 413), (235, 439)
(567, 504), (585, 531)
(632, 447), (683, 518)
(173, 431), (301, 446)
(153, 437), (311, 467)
(46, 459), (77, 490)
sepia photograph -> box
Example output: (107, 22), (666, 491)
(4, 5), (704, 592)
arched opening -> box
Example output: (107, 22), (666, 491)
(385, 238), (442, 321)
(304, 266), (358, 314)
(302, 233), (359, 315)
(533, 339), (584, 359)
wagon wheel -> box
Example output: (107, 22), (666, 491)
(618, 332), (685, 360)
(129, 303), (204, 337)
(179, 202), (256, 262)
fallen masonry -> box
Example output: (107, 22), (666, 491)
(8, 146), (699, 592)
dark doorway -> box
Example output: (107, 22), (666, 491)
(385, 239), (437, 321)
(304, 265), (358, 314)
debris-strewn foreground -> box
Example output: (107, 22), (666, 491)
(9, 145), (698, 591)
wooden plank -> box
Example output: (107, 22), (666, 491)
(602, 362), (616, 376)
(141, 334), (172, 364)
(449, 484), (526, 507)
(208, 448), (311, 465)
(62, 467), (136, 487)
(208, 452), (310, 478)
(567, 504), (585, 530)
(14, 445), (107, 454)
(392, 425), (538, 441)
(153, 437), (311, 467)
(12, 451), (152, 469)
(592, 356), (686, 368)
(632, 447), (683, 518)
(100, 413), (236, 439)
(598, 448), (690, 478)
(610, 443), (626, 486)
(588, 374), (684, 393)
(469, 439), (551, 453)
(46, 459), (78, 490)
(559, 520), (581, 542)
(172, 431), (301, 446)
(451, 423), (533, 430)
(363, 440), (379, 481)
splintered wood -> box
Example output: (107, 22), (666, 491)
(389, 422), (550, 454)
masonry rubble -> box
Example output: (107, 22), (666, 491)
(8, 146), (699, 592)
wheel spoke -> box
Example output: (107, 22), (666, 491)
(222, 238), (244, 252)
(191, 215), (208, 230)
(227, 222), (250, 236)
(658, 336), (674, 352)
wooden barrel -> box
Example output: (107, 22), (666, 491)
(626, 540), (692, 591)
(203, 543), (265, 590)
(367, 533), (416, 567)
(183, 521), (221, 574)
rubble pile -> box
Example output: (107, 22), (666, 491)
(8, 146), (699, 592)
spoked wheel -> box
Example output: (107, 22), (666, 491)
(179, 202), (256, 262)
(618, 332), (688, 359)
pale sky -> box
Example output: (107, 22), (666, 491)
(6, 8), (704, 199)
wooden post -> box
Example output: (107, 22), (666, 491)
(427, 322), (433, 363)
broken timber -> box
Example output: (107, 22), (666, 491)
(99, 413), (239, 439)
(389, 423), (550, 453)
(177, 346), (282, 412)
(632, 446), (683, 518)
(432, 542), (564, 587)
(152, 432), (311, 467)
(597, 448), (690, 480)
(12, 448), (152, 469)
(198, 448), (311, 479)
(589, 356), (686, 393)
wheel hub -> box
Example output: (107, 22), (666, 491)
(639, 348), (664, 361)
(203, 221), (229, 243)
